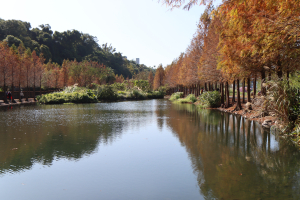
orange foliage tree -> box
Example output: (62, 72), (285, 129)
(153, 65), (165, 90)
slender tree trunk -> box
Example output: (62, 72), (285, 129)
(261, 70), (266, 96)
(221, 82), (224, 106)
(33, 71), (36, 101)
(232, 80), (236, 103)
(205, 83), (208, 91)
(19, 82), (21, 102)
(26, 69), (29, 101)
(11, 66), (15, 103)
(40, 75), (42, 95)
(287, 70), (290, 86)
(253, 76), (257, 98)
(3, 71), (7, 103)
(277, 59), (283, 79)
(193, 85), (195, 95)
(242, 78), (245, 103)
(3, 82), (7, 104)
(11, 83), (15, 103)
(247, 77), (251, 102)
(235, 79), (242, 110)
(225, 81), (229, 108)
(215, 82), (218, 91)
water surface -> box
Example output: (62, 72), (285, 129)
(0, 100), (299, 200)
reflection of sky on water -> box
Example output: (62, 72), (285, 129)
(0, 100), (300, 200)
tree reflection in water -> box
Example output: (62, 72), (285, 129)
(167, 103), (300, 200)
(0, 103), (150, 175)
(0, 101), (300, 199)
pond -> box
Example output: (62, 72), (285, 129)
(0, 100), (299, 200)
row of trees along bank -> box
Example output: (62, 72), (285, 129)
(158, 0), (300, 111)
(0, 41), (161, 103)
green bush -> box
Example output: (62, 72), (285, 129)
(38, 92), (97, 104)
(111, 82), (127, 91)
(117, 91), (126, 95)
(176, 94), (197, 104)
(133, 80), (150, 91)
(146, 91), (165, 99)
(169, 92), (184, 101)
(197, 91), (221, 108)
(130, 90), (145, 99)
(97, 85), (119, 101)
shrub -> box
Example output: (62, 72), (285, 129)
(176, 94), (197, 103)
(264, 78), (300, 132)
(38, 92), (98, 104)
(146, 91), (164, 99)
(117, 91), (126, 95)
(130, 90), (146, 99)
(111, 82), (126, 91)
(158, 86), (167, 95)
(169, 92), (184, 101)
(197, 91), (221, 108)
(133, 80), (150, 91)
(97, 85), (119, 101)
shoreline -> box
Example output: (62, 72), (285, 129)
(0, 99), (37, 107)
(166, 93), (300, 148)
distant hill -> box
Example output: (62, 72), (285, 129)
(0, 18), (154, 78)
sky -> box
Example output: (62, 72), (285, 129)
(1, 0), (211, 68)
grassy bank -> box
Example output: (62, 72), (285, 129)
(37, 84), (165, 104)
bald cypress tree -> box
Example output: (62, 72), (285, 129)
(153, 65), (165, 90)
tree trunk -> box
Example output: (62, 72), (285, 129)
(26, 80), (29, 102)
(205, 83), (208, 91)
(261, 70), (266, 96)
(11, 66), (15, 103)
(242, 78), (245, 103)
(232, 80), (236, 103)
(287, 70), (290, 86)
(3, 83), (7, 104)
(277, 59), (283, 79)
(19, 83), (22, 102)
(253, 76), (257, 98)
(235, 79), (242, 111)
(221, 82), (224, 106)
(225, 81), (229, 108)
(33, 71), (36, 101)
(11, 83), (15, 103)
(26, 67), (29, 101)
(247, 77), (251, 102)
(215, 82), (218, 91)
(40, 76), (42, 96)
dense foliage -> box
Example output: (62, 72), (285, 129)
(160, 0), (300, 133)
(37, 81), (165, 104)
(169, 92), (184, 101)
(197, 91), (221, 108)
(264, 78), (300, 132)
(175, 94), (197, 104)
(0, 19), (154, 78)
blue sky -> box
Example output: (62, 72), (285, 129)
(1, 0), (210, 68)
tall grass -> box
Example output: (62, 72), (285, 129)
(264, 78), (300, 132)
